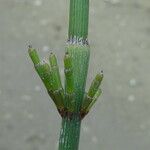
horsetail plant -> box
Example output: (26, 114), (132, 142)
(28, 0), (103, 149)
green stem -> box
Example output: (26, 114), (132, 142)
(59, 115), (81, 150)
(66, 45), (90, 112)
(69, 0), (89, 39)
(59, 0), (90, 149)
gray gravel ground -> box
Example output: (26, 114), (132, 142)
(0, 0), (150, 150)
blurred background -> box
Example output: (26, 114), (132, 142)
(0, 0), (150, 149)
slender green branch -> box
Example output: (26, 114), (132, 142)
(49, 53), (65, 110)
(86, 88), (102, 112)
(81, 73), (103, 112)
(64, 52), (75, 112)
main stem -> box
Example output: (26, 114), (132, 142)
(59, 115), (81, 150)
(68, 0), (89, 39)
(59, 0), (89, 150)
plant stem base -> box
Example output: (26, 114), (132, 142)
(59, 115), (81, 150)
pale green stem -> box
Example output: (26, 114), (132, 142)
(59, 0), (90, 149)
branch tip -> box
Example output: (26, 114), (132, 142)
(28, 44), (32, 49)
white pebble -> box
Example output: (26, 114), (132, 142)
(42, 46), (49, 52)
(27, 114), (34, 120)
(34, 85), (41, 92)
(129, 78), (137, 87)
(117, 40), (122, 47)
(111, 0), (120, 4)
(128, 95), (135, 102)
(34, 0), (42, 6)
(21, 95), (32, 101)
(40, 19), (49, 26)
(104, 0), (120, 5)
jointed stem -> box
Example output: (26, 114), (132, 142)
(59, 115), (81, 150)
(69, 0), (89, 39)
(59, 0), (90, 149)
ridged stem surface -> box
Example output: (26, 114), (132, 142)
(59, 115), (81, 150)
(59, 0), (90, 149)
(66, 45), (90, 112)
(69, 0), (89, 39)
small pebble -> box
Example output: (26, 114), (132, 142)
(117, 40), (122, 47)
(128, 95), (135, 102)
(21, 95), (32, 101)
(35, 85), (41, 92)
(34, 0), (42, 6)
(27, 114), (34, 120)
(129, 78), (137, 87)
(104, 0), (120, 5)
(111, 0), (120, 4)
(40, 19), (49, 26)
(42, 46), (49, 52)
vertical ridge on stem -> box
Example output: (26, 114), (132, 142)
(68, 0), (89, 39)
(59, 0), (90, 149)
(59, 115), (81, 150)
